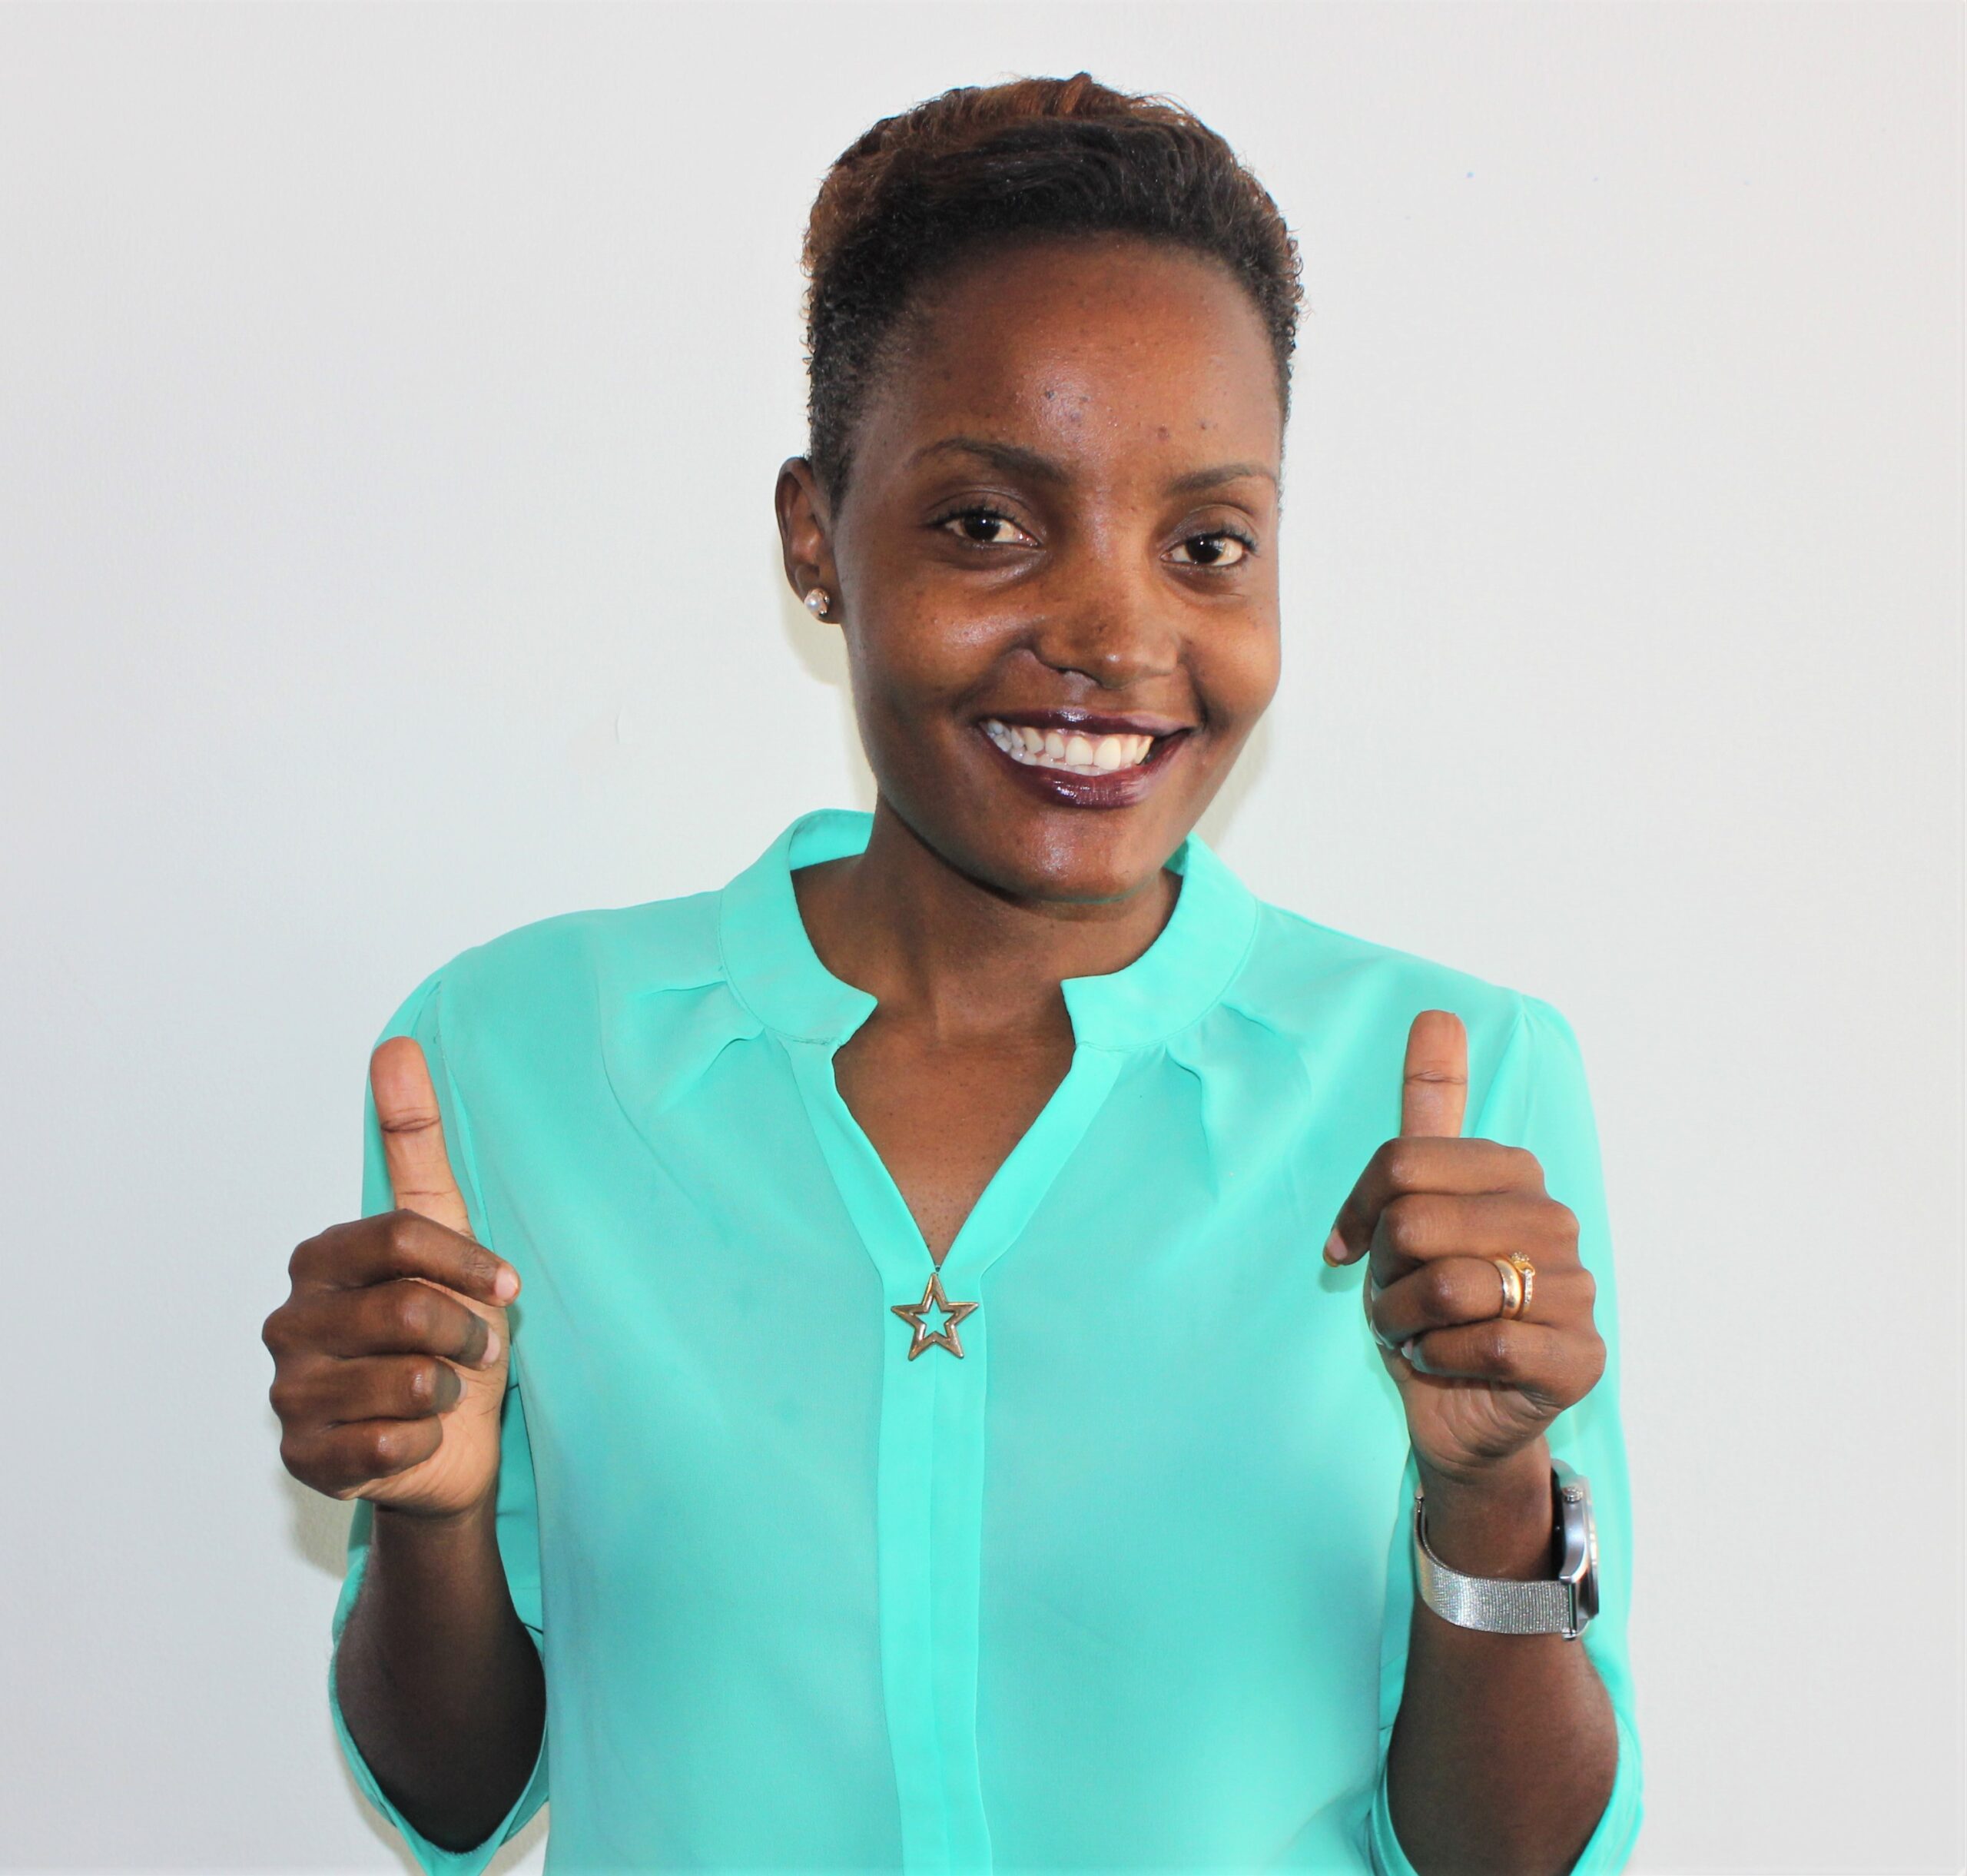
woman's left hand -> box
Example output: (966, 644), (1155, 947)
(1322, 1009), (1606, 1490)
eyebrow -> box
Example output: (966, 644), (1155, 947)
(1165, 459), (1278, 496)
(908, 434), (1277, 497)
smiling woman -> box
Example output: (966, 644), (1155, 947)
(265, 71), (1643, 1876)
(781, 229), (1282, 911)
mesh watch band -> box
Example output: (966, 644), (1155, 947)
(1411, 1478), (1589, 1639)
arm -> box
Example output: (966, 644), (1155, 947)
(277, 971), (552, 1874)
(333, 1492), (547, 1853)
(1328, 996), (1643, 1874)
(1385, 1442), (1617, 1874)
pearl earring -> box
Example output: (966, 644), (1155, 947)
(804, 587), (831, 618)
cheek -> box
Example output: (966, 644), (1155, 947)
(1199, 626), (1282, 735)
(838, 616), (964, 769)
(844, 600), (1006, 713)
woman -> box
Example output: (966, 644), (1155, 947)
(264, 74), (1641, 1875)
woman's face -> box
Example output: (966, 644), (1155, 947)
(778, 231), (1284, 906)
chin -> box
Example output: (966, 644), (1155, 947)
(936, 804), (1186, 908)
(875, 728), (1222, 906)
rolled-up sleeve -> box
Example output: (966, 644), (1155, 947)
(1368, 992), (1644, 1874)
(324, 968), (551, 1874)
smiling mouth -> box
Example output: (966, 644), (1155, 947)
(978, 717), (1166, 778)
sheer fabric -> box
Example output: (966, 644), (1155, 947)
(328, 807), (1642, 1873)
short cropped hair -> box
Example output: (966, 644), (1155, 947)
(800, 71), (1305, 503)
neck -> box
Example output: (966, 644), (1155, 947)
(792, 797), (1181, 1044)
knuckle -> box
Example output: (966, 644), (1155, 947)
(1511, 1145), (1545, 1188)
(267, 1374), (302, 1420)
(1474, 1321), (1515, 1372)
(383, 1210), (418, 1257)
(1547, 1200), (1580, 1245)
(1381, 1194), (1426, 1257)
(404, 1359), (441, 1409)
(1418, 1260), (1460, 1314)
(388, 1284), (436, 1340)
(1380, 1141), (1424, 1192)
(1582, 1332), (1607, 1388)
(364, 1423), (408, 1473)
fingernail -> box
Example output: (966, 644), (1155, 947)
(1323, 1227), (1347, 1265)
(482, 1329), (503, 1366)
(493, 1265), (519, 1301)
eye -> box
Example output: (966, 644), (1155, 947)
(933, 506), (1038, 550)
(1169, 529), (1256, 569)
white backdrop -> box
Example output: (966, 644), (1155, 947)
(1, 4), (1959, 1871)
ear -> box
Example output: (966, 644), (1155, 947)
(775, 457), (842, 620)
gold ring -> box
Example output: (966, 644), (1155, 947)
(1491, 1252), (1535, 1320)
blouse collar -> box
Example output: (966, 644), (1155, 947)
(717, 808), (1259, 1052)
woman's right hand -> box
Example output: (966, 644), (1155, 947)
(263, 1038), (521, 1520)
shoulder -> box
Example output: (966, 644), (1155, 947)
(1222, 895), (1541, 1060)
(444, 888), (725, 1001)
(383, 886), (733, 1054)
(1211, 898), (1598, 1143)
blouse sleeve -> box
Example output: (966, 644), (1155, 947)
(1368, 992), (1644, 1874)
(325, 968), (552, 1874)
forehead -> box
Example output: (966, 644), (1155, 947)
(857, 234), (1282, 473)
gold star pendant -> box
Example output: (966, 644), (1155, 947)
(891, 1270), (980, 1360)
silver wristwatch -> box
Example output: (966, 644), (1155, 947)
(1412, 1458), (1599, 1640)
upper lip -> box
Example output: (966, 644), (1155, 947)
(975, 706), (1193, 738)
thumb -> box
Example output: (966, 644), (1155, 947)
(1399, 1008), (1468, 1139)
(370, 1037), (476, 1240)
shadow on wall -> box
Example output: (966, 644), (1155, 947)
(777, 563), (877, 813)
(771, 556), (1275, 845)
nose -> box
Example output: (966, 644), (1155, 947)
(1025, 558), (1180, 692)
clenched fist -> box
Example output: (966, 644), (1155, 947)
(263, 1038), (521, 1519)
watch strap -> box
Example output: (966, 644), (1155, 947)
(1412, 1480), (1587, 1638)
(1415, 1533), (1580, 1635)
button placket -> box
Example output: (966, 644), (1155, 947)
(788, 1035), (1125, 1872)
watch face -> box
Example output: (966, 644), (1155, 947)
(1554, 1464), (1600, 1632)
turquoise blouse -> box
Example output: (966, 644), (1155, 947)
(329, 807), (1643, 1874)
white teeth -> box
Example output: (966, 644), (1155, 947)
(980, 721), (1161, 778)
